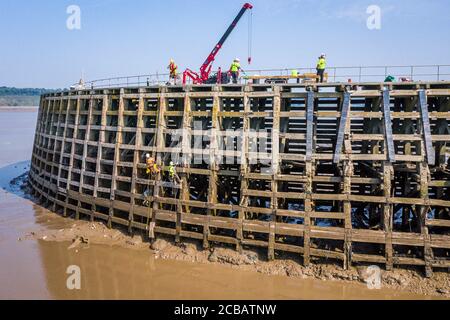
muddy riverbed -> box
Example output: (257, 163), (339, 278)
(1, 108), (449, 299)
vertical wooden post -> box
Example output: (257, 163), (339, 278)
(304, 161), (313, 267)
(342, 91), (353, 270)
(383, 161), (394, 270)
(420, 161), (433, 277)
(109, 89), (125, 228)
(76, 93), (94, 220)
(181, 87), (192, 216)
(238, 86), (251, 253)
(303, 89), (316, 266)
(128, 90), (144, 234)
(203, 87), (220, 249)
(417, 90), (434, 277)
(64, 95), (81, 217)
(51, 99), (59, 191)
(56, 97), (70, 196)
(268, 86), (281, 261)
(92, 92), (108, 222)
(343, 161), (352, 270)
(150, 87), (167, 239)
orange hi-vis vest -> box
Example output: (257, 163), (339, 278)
(146, 158), (160, 174)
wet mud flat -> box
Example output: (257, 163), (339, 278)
(19, 189), (450, 299)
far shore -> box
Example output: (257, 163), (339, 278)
(0, 106), (38, 112)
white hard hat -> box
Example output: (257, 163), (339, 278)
(321, 53), (326, 57)
(235, 58), (240, 62)
(170, 161), (174, 166)
(146, 153), (150, 158)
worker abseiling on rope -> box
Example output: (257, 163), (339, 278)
(168, 161), (175, 179)
(143, 187), (151, 207)
(145, 153), (160, 176)
(168, 59), (178, 85)
(168, 161), (180, 184)
(316, 53), (326, 83)
(230, 58), (241, 84)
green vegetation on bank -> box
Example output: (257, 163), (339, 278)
(0, 87), (57, 106)
(0, 96), (40, 106)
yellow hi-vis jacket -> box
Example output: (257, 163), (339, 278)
(317, 58), (326, 70)
(230, 62), (241, 72)
(168, 165), (176, 178)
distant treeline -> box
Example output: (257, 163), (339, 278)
(0, 86), (56, 96)
(0, 87), (58, 106)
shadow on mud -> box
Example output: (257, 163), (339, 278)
(0, 160), (31, 199)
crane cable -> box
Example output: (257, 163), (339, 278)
(248, 9), (253, 65)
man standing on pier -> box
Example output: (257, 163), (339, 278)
(168, 59), (178, 85)
(316, 53), (326, 83)
(230, 58), (241, 84)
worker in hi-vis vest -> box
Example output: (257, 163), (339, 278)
(316, 53), (326, 83)
(168, 59), (178, 85)
(168, 161), (180, 184)
(230, 58), (241, 84)
(145, 153), (160, 176)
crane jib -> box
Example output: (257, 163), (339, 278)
(201, 4), (252, 69)
(183, 3), (253, 85)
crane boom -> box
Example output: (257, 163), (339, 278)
(183, 3), (253, 85)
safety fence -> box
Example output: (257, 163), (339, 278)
(75, 64), (450, 89)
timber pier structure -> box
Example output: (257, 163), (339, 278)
(29, 81), (450, 276)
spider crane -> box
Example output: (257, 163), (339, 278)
(182, 3), (253, 85)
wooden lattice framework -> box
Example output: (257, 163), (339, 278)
(29, 82), (450, 276)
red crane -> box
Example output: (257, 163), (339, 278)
(182, 3), (253, 85)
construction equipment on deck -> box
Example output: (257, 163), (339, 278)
(182, 3), (253, 85)
(245, 72), (329, 84)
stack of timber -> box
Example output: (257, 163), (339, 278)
(29, 81), (450, 276)
(245, 72), (329, 84)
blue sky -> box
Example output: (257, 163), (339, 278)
(0, 0), (449, 88)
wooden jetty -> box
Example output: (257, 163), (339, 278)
(29, 81), (450, 276)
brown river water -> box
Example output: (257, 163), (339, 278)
(0, 108), (433, 299)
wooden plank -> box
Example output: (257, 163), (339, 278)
(333, 92), (351, 163)
(420, 161), (434, 277)
(382, 89), (396, 162)
(150, 87), (167, 239)
(383, 162), (394, 270)
(418, 90), (435, 165)
(426, 219), (450, 228)
(305, 90), (314, 161)
(269, 85), (281, 260)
